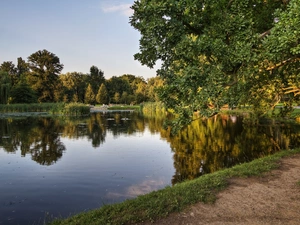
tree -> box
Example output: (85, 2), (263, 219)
(89, 65), (105, 93)
(27, 49), (63, 102)
(9, 80), (37, 103)
(16, 57), (29, 77)
(130, 0), (297, 131)
(60, 72), (88, 103)
(96, 83), (108, 104)
(0, 61), (18, 86)
(0, 71), (11, 104)
(121, 91), (128, 104)
(85, 83), (95, 105)
(114, 92), (120, 104)
(106, 76), (131, 102)
(147, 77), (164, 102)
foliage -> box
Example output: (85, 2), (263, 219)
(142, 102), (167, 117)
(0, 103), (62, 113)
(1, 52), (166, 106)
(106, 76), (132, 102)
(96, 83), (108, 104)
(113, 92), (120, 104)
(130, 0), (299, 132)
(27, 49), (64, 102)
(60, 103), (90, 116)
(84, 84), (95, 105)
(89, 65), (105, 93)
(0, 71), (11, 104)
(60, 72), (88, 103)
(147, 76), (164, 101)
(9, 80), (37, 104)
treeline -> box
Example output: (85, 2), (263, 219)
(0, 49), (164, 105)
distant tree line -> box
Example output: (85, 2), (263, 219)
(0, 49), (164, 105)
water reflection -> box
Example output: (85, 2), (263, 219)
(0, 117), (65, 165)
(1, 113), (300, 182)
(162, 115), (300, 184)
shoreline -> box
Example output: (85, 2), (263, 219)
(50, 149), (300, 225)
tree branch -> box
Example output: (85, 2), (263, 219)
(266, 57), (300, 71)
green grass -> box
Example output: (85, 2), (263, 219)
(296, 181), (300, 187)
(50, 148), (300, 225)
(107, 105), (141, 111)
(0, 103), (90, 116)
(0, 103), (63, 113)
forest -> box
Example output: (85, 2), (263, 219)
(0, 49), (164, 106)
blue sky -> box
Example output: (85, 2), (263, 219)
(0, 0), (159, 79)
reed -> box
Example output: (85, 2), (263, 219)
(0, 103), (90, 116)
(0, 103), (61, 113)
(142, 102), (167, 117)
(60, 103), (90, 116)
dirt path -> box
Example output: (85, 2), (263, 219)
(138, 154), (300, 225)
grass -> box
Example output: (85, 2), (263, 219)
(107, 105), (141, 111)
(296, 181), (300, 187)
(0, 103), (90, 116)
(50, 148), (300, 225)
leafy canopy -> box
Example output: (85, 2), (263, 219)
(130, 0), (300, 130)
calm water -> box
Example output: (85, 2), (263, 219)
(0, 112), (300, 224)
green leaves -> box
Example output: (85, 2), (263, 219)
(131, 0), (299, 131)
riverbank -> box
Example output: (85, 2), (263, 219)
(50, 148), (300, 225)
(141, 152), (300, 225)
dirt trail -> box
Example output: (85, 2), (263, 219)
(138, 154), (300, 225)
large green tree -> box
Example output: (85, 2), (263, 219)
(0, 71), (11, 104)
(27, 49), (63, 102)
(130, 0), (299, 130)
(0, 61), (18, 86)
(85, 83), (95, 104)
(60, 72), (88, 103)
(96, 83), (108, 104)
(89, 65), (105, 93)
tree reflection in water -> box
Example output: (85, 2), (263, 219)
(0, 113), (300, 185)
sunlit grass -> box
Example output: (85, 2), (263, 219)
(107, 105), (141, 111)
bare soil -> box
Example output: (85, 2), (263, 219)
(138, 154), (300, 225)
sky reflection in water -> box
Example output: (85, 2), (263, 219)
(0, 112), (300, 224)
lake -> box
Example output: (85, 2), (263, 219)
(0, 112), (300, 224)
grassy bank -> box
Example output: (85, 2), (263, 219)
(0, 103), (90, 116)
(50, 148), (300, 225)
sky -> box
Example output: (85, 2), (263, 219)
(0, 0), (160, 79)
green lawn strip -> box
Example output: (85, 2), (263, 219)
(107, 105), (141, 111)
(50, 148), (300, 225)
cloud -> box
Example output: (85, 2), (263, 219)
(101, 3), (133, 17)
(106, 178), (168, 199)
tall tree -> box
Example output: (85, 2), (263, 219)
(0, 71), (11, 104)
(27, 49), (63, 102)
(9, 81), (37, 103)
(85, 83), (95, 105)
(146, 77), (164, 102)
(130, 0), (297, 131)
(96, 83), (108, 104)
(106, 76), (131, 102)
(0, 61), (18, 86)
(89, 65), (105, 93)
(114, 92), (120, 104)
(60, 72), (88, 103)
